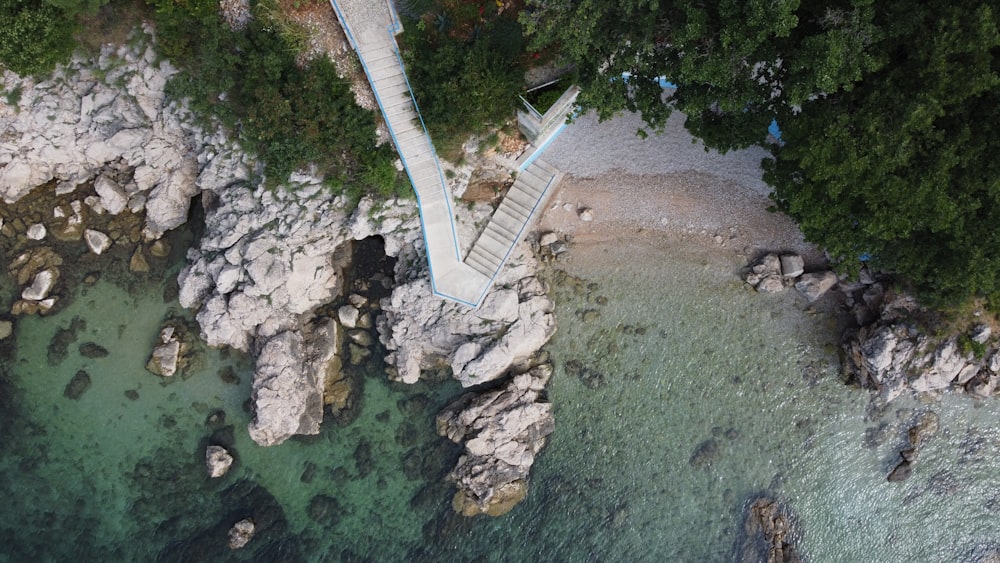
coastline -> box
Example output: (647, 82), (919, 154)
(536, 110), (827, 279)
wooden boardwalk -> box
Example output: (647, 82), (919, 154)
(331, 0), (562, 307)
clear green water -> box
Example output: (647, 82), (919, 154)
(2, 237), (998, 562)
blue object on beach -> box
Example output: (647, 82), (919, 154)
(768, 119), (782, 141)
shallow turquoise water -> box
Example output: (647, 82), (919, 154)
(2, 236), (999, 561)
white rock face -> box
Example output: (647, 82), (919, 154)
(845, 295), (998, 401)
(178, 177), (419, 353)
(205, 445), (234, 478)
(247, 322), (339, 447)
(380, 242), (556, 387)
(84, 229), (112, 255)
(0, 32), (246, 239)
(437, 364), (555, 516)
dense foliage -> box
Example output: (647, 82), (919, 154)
(399, 0), (526, 156)
(152, 0), (406, 193)
(0, 0), (78, 76)
(525, 0), (1000, 305)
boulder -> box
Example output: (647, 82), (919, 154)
(26, 223), (46, 240)
(578, 207), (594, 221)
(437, 365), (554, 517)
(538, 232), (558, 246)
(794, 271), (838, 302)
(971, 324), (992, 345)
(779, 254), (804, 278)
(0, 320), (12, 340)
(94, 175), (129, 215)
(84, 229), (112, 255)
(146, 327), (181, 377)
(22, 269), (57, 301)
(130, 247), (150, 273)
(146, 340), (180, 376)
(755, 275), (784, 293)
(205, 445), (234, 478)
(745, 254), (781, 287)
(338, 305), (359, 329)
(247, 321), (335, 446)
(227, 519), (255, 550)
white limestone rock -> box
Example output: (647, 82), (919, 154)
(205, 445), (234, 478)
(779, 254), (804, 278)
(247, 322), (337, 446)
(437, 364), (554, 517)
(84, 229), (112, 255)
(22, 269), (56, 301)
(794, 271), (838, 302)
(26, 224), (46, 240)
(94, 175), (128, 215)
(380, 241), (555, 387)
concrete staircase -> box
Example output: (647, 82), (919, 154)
(330, 0), (564, 307)
(465, 158), (561, 278)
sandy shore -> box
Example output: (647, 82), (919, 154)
(536, 111), (826, 269)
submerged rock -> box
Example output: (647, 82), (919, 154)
(227, 518), (255, 550)
(146, 327), (181, 377)
(84, 229), (112, 255)
(79, 342), (109, 358)
(64, 370), (92, 400)
(436, 364), (554, 517)
(737, 497), (801, 563)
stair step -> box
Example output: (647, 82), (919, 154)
(464, 252), (496, 277)
(532, 159), (558, 176)
(519, 167), (554, 191)
(473, 239), (506, 262)
(505, 188), (538, 211)
(479, 227), (511, 250)
(485, 217), (518, 239)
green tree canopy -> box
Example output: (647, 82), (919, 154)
(0, 0), (78, 76)
(525, 0), (1000, 305)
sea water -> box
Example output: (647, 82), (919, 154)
(2, 236), (999, 561)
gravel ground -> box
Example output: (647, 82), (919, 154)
(537, 110), (826, 267)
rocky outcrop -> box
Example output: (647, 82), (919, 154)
(146, 326), (182, 377)
(380, 242), (556, 386)
(227, 518), (255, 550)
(206, 445), (234, 478)
(436, 364), (554, 517)
(887, 412), (939, 482)
(178, 181), (418, 353)
(0, 30), (237, 239)
(736, 497), (801, 563)
(844, 294), (999, 402)
(246, 322), (335, 447)
(744, 253), (838, 302)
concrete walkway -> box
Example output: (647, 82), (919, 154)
(330, 0), (561, 307)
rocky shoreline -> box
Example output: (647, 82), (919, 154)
(2, 30), (555, 516)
